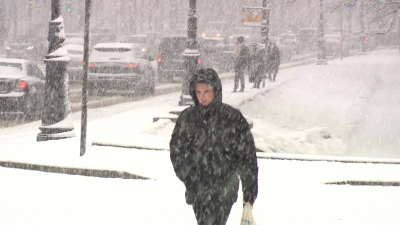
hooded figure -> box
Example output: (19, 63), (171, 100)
(267, 42), (281, 82)
(170, 68), (258, 225)
(233, 36), (249, 92)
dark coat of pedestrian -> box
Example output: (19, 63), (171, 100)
(267, 43), (281, 82)
(249, 43), (267, 88)
(170, 68), (259, 225)
(233, 36), (249, 92)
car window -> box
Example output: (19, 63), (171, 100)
(90, 47), (138, 61)
(27, 64), (45, 79)
(0, 62), (23, 75)
(67, 50), (83, 55)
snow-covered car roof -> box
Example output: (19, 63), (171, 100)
(64, 38), (84, 45)
(93, 43), (139, 49)
(64, 44), (84, 51)
(0, 58), (30, 64)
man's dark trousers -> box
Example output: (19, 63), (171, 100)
(192, 200), (233, 225)
(234, 69), (245, 91)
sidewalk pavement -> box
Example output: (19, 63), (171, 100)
(1, 49), (400, 180)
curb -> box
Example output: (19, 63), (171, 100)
(0, 161), (150, 180)
(256, 154), (400, 165)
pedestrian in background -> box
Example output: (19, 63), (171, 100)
(267, 42), (281, 82)
(249, 43), (267, 89)
(170, 68), (258, 225)
(233, 36), (249, 92)
(248, 43), (257, 87)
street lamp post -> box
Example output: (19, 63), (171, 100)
(37, 0), (75, 142)
(180, 0), (199, 106)
(316, 0), (327, 65)
(261, 0), (270, 47)
(358, 0), (367, 55)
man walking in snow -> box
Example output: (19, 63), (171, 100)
(170, 68), (258, 225)
(267, 42), (281, 82)
(233, 36), (249, 92)
(249, 43), (267, 89)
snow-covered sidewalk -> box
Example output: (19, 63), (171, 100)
(1, 49), (400, 224)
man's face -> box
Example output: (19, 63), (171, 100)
(195, 83), (215, 107)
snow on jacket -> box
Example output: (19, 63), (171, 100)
(170, 68), (258, 206)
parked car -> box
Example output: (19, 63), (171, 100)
(296, 27), (318, 54)
(5, 35), (47, 62)
(0, 58), (45, 119)
(88, 43), (155, 96)
(157, 35), (188, 83)
(324, 34), (350, 58)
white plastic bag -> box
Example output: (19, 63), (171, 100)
(240, 202), (257, 225)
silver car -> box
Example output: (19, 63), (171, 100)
(0, 58), (45, 119)
(88, 43), (155, 96)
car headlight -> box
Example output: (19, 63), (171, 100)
(142, 48), (146, 52)
(27, 46), (34, 50)
(6, 46), (11, 50)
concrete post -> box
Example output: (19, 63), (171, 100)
(180, 0), (199, 106)
(37, 0), (74, 142)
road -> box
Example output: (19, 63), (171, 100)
(0, 51), (320, 128)
(346, 50), (400, 158)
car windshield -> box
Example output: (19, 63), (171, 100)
(90, 47), (138, 61)
(0, 62), (23, 75)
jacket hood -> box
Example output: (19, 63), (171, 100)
(189, 68), (222, 107)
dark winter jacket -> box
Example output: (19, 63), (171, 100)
(170, 68), (258, 206)
(267, 45), (281, 72)
(234, 43), (249, 72)
(249, 47), (267, 81)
